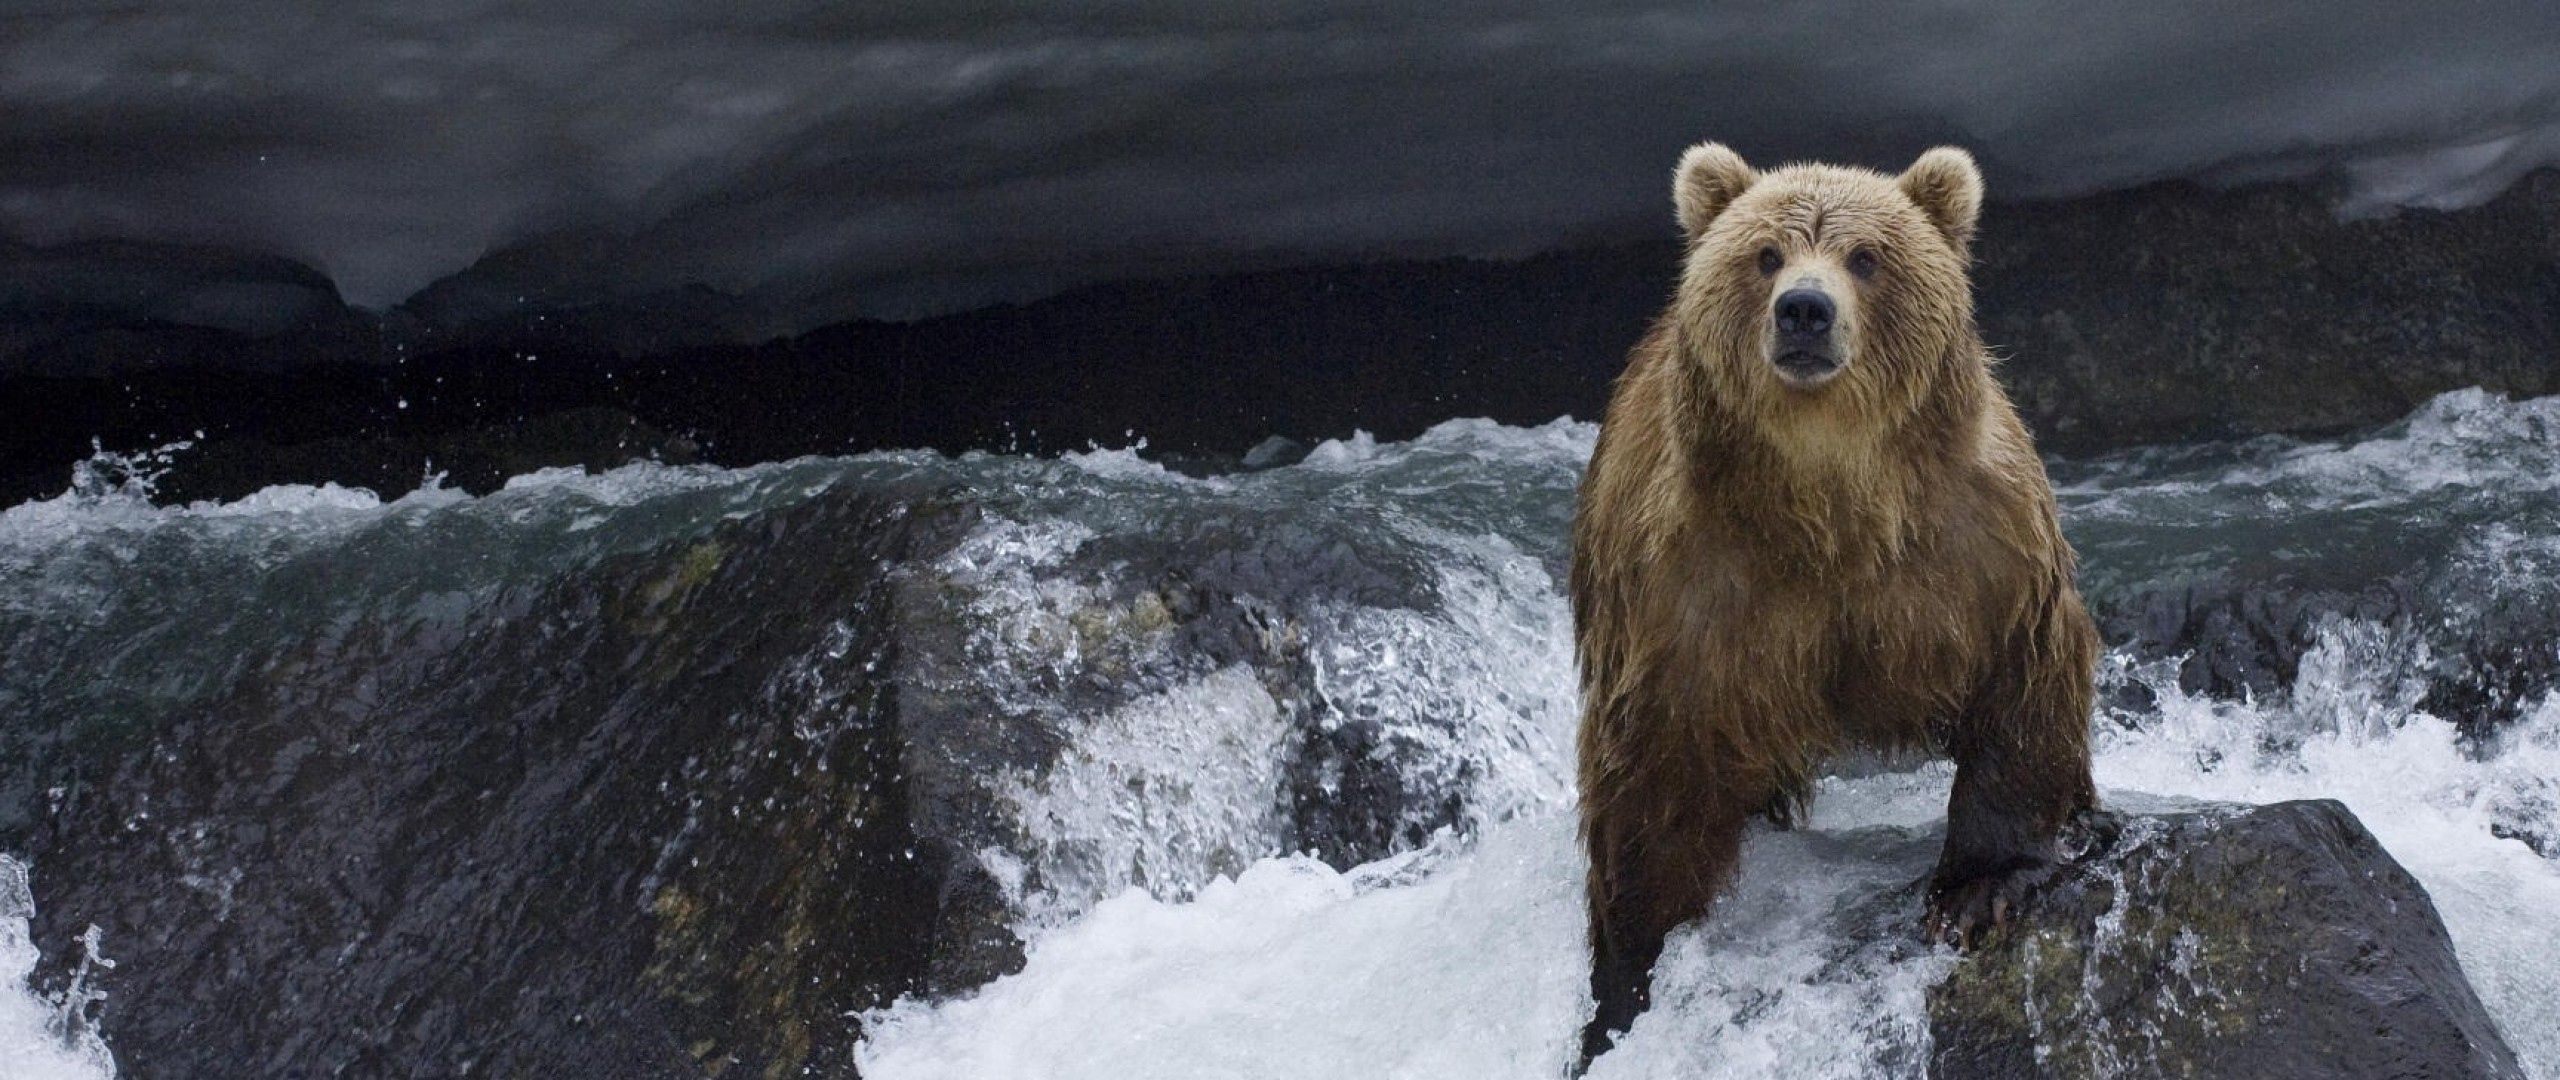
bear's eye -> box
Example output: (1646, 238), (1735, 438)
(1848, 248), (1881, 280)
(1756, 247), (1782, 276)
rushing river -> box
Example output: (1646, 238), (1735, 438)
(5, 389), (2559, 1078)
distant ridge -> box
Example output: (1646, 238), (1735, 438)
(4, 171), (2558, 505)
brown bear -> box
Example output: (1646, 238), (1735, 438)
(1569, 143), (2098, 1067)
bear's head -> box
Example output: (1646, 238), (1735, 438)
(1668, 142), (1984, 444)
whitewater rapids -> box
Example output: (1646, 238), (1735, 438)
(6, 389), (2560, 1078)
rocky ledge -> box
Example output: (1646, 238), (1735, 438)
(1934, 801), (2523, 1079)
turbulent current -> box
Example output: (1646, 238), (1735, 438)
(6, 389), (2560, 1078)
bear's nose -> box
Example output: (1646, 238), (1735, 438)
(1774, 288), (1835, 337)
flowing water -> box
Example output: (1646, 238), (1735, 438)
(4, 390), (2558, 1078)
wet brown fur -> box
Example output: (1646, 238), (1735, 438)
(1571, 144), (2099, 1065)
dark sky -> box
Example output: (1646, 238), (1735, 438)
(5, 2), (2557, 326)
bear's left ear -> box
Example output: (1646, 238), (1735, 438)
(1898, 146), (1983, 249)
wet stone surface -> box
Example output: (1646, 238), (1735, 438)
(1930, 801), (2524, 1080)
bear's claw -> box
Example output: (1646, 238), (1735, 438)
(1925, 859), (2058, 948)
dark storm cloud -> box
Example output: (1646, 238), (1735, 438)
(4, 1), (2557, 323)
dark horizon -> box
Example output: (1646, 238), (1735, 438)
(7, 1), (2560, 329)
(9, 168), (2559, 512)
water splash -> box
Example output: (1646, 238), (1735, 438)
(855, 391), (2560, 1079)
(996, 665), (1292, 924)
(858, 621), (2560, 1079)
(0, 858), (116, 1080)
(9, 392), (2560, 1076)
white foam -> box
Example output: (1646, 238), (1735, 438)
(1298, 417), (1597, 475)
(1300, 429), (1384, 468)
(1309, 545), (1580, 827)
(2063, 387), (2560, 520)
(0, 446), (848, 548)
(1588, 815), (1952, 1080)
(1058, 440), (1229, 489)
(858, 786), (1970, 1080)
(997, 665), (1292, 924)
(861, 618), (2560, 1080)
(0, 859), (115, 1080)
(858, 817), (1590, 1080)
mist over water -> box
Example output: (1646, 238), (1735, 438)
(5, 389), (2560, 1076)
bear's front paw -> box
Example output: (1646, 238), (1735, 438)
(1924, 858), (2058, 948)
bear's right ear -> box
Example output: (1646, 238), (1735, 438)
(1674, 142), (1755, 241)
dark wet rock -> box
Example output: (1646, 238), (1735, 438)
(0, 459), (1540, 1077)
(2077, 541), (2560, 741)
(3, 483), (957, 1078)
(1981, 172), (2560, 454)
(1931, 801), (2524, 1079)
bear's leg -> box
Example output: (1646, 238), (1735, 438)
(1927, 611), (2097, 945)
(1926, 746), (2088, 944)
(1578, 795), (1753, 1071)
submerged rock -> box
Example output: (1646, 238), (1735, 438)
(0, 431), (1581, 1077)
(3, 483), (959, 1078)
(1931, 800), (2524, 1079)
